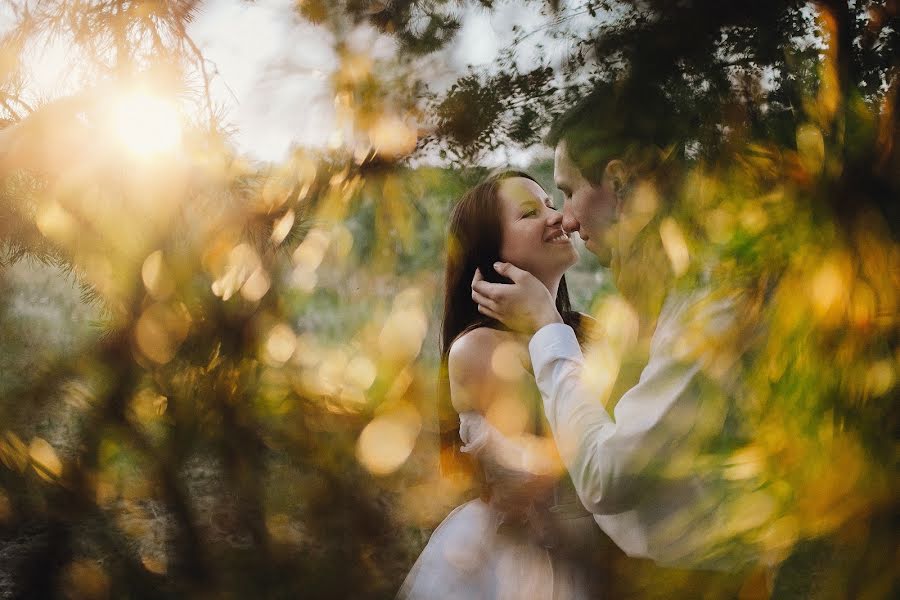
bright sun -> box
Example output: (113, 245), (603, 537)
(109, 90), (182, 157)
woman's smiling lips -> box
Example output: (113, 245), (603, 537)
(545, 230), (572, 244)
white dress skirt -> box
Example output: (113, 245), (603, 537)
(398, 413), (604, 600)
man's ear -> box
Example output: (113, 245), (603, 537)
(604, 159), (627, 196)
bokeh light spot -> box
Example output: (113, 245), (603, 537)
(346, 355), (377, 390)
(28, 437), (62, 480)
(581, 342), (620, 406)
(271, 209), (295, 245)
(485, 393), (529, 437)
(141, 555), (167, 575)
(265, 324), (298, 365)
(659, 217), (690, 276)
(864, 360), (894, 398)
(810, 258), (848, 320)
(134, 302), (192, 364)
(293, 228), (331, 271)
(211, 243), (263, 301)
(141, 250), (175, 300)
(369, 114), (417, 158)
(490, 341), (526, 381)
(357, 410), (421, 476)
(0, 432), (29, 473)
(62, 559), (110, 600)
(593, 296), (640, 353)
(378, 288), (428, 363)
(241, 267), (271, 302)
(35, 201), (77, 243)
(796, 123), (825, 175)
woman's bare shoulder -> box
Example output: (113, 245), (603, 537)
(448, 327), (511, 378)
(447, 328), (522, 412)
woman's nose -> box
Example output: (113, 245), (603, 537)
(546, 207), (563, 227)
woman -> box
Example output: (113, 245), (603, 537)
(399, 171), (604, 599)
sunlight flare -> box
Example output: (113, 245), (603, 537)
(108, 90), (182, 157)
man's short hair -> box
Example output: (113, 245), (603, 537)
(546, 82), (674, 185)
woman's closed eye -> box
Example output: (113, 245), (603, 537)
(521, 199), (555, 217)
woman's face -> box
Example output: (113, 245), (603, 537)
(497, 177), (578, 280)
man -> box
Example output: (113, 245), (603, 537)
(471, 91), (760, 575)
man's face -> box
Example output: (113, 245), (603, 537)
(553, 140), (618, 265)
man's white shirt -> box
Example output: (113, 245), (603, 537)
(530, 293), (753, 569)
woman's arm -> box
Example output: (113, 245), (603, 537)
(448, 328), (561, 509)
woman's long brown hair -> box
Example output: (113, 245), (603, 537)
(438, 170), (585, 477)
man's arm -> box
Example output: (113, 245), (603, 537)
(472, 261), (708, 515)
(529, 321), (702, 515)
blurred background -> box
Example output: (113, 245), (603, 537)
(0, 1), (896, 598)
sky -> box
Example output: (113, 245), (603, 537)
(187, 0), (589, 163)
(187, 0), (339, 161)
(1, 0), (597, 164)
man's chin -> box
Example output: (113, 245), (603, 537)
(585, 238), (612, 266)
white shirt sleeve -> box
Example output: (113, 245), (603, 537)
(529, 295), (761, 568)
(528, 298), (703, 516)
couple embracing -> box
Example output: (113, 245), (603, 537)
(400, 93), (759, 599)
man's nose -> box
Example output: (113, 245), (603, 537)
(561, 200), (580, 234)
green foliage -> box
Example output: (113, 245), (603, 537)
(0, 1), (897, 598)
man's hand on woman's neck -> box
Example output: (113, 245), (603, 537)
(471, 263), (564, 336)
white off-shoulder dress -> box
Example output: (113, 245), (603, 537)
(398, 412), (605, 600)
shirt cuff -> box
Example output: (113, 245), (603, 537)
(529, 323), (583, 371)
